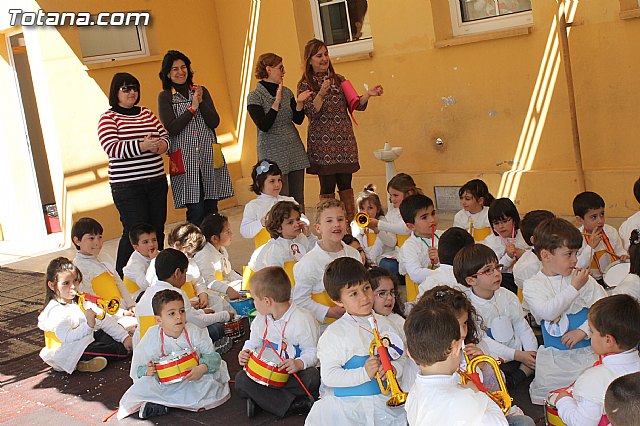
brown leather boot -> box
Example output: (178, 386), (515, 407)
(339, 188), (356, 224)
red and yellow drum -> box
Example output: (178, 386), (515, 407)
(154, 349), (200, 384)
(544, 388), (569, 426)
(244, 351), (289, 388)
(224, 317), (244, 340)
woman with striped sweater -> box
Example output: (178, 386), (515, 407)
(98, 72), (169, 277)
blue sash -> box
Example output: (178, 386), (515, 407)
(334, 355), (381, 397)
(541, 307), (591, 350)
(265, 340), (301, 359)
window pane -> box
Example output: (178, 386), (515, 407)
(78, 25), (142, 58)
(347, 0), (371, 40)
(318, 0), (370, 45)
(459, 0), (532, 22)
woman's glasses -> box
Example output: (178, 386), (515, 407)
(119, 84), (139, 93)
(374, 290), (397, 298)
(470, 264), (504, 278)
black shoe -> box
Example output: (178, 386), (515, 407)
(505, 369), (528, 392)
(139, 402), (169, 419)
(246, 398), (258, 418)
(284, 396), (314, 417)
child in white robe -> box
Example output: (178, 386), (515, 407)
(117, 289), (230, 420)
(350, 185), (395, 266)
(122, 223), (158, 301)
(612, 229), (640, 301)
(513, 210), (556, 295)
(453, 179), (494, 242)
(619, 178), (640, 251)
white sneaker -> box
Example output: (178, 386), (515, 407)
(77, 356), (107, 373)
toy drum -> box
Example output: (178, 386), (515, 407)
(154, 349), (200, 384)
(230, 297), (255, 317)
(223, 317), (244, 340)
(604, 261), (630, 289)
(244, 350), (289, 388)
(544, 389), (569, 426)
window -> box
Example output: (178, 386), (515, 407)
(78, 22), (149, 64)
(309, 0), (373, 58)
(448, 0), (533, 36)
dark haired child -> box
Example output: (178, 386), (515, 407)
(555, 295), (640, 426)
(118, 289), (231, 420)
(454, 244), (538, 391)
(351, 184), (396, 266)
(404, 301), (508, 426)
(240, 160), (309, 247)
(304, 257), (407, 426)
(605, 371), (640, 426)
(343, 234), (373, 268)
(573, 191), (628, 286)
(235, 267), (320, 418)
(513, 210), (556, 292)
(523, 217), (607, 404)
(419, 227), (474, 297)
(398, 194), (442, 285)
(248, 201), (317, 272)
(612, 229), (640, 300)
(134, 249), (230, 346)
(619, 177), (640, 251)
(482, 198), (529, 295)
(122, 223), (158, 302)
(453, 179), (495, 242)
(38, 257), (132, 374)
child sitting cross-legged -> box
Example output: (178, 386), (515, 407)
(117, 288), (230, 420)
(305, 257), (407, 426)
(404, 299), (508, 426)
(122, 223), (159, 302)
(235, 266), (320, 418)
(555, 294), (640, 426)
(605, 371), (640, 426)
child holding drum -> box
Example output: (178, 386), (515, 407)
(235, 267), (320, 418)
(118, 288), (231, 420)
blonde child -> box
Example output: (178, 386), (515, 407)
(240, 160), (309, 243)
(573, 191), (628, 287)
(482, 198), (529, 294)
(248, 201), (317, 272)
(453, 179), (495, 242)
(305, 257), (407, 426)
(404, 300), (508, 426)
(292, 199), (361, 325)
(605, 371), (640, 426)
(366, 173), (418, 280)
(554, 295), (640, 426)
(38, 257), (132, 374)
(618, 177), (640, 251)
(523, 217), (607, 404)
(122, 223), (158, 302)
(612, 229), (640, 300)
(398, 193), (442, 284)
(350, 185), (395, 266)
(235, 267), (320, 418)
(117, 289), (230, 420)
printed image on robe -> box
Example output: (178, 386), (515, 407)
(373, 331), (404, 361)
(544, 314), (569, 338)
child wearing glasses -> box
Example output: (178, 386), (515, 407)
(481, 198), (529, 295)
(454, 244), (538, 392)
(522, 218), (607, 404)
(240, 160), (310, 247)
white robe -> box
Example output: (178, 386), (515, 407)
(117, 323), (230, 419)
(418, 264), (466, 298)
(305, 312), (407, 426)
(453, 207), (491, 235)
(578, 224), (628, 280)
(122, 250), (152, 301)
(38, 299), (129, 374)
(618, 210), (640, 251)
(612, 273), (640, 301)
(74, 252), (135, 308)
(406, 373), (508, 426)
(351, 214), (396, 264)
(480, 230), (529, 272)
(556, 350), (640, 426)
(375, 207), (411, 260)
(193, 242), (242, 292)
(240, 193), (309, 239)
(398, 231), (443, 283)
(248, 234), (316, 272)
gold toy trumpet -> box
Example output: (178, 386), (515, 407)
(77, 293), (120, 320)
(355, 212), (369, 228)
(459, 352), (512, 414)
(368, 317), (407, 407)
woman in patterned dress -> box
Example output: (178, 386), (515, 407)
(297, 39), (383, 223)
(158, 50), (234, 226)
(247, 53), (312, 211)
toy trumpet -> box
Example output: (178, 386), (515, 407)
(355, 212), (369, 228)
(77, 292), (120, 320)
(368, 317), (407, 407)
(458, 352), (512, 414)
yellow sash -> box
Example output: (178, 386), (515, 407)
(44, 331), (62, 350)
(242, 266), (254, 291)
(181, 281), (197, 299)
(366, 230), (377, 247)
(254, 228), (271, 249)
(311, 291), (337, 324)
(91, 272), (123, 302)
(517, 287), (523, 303)
(283, 261), (296, 286)
(471, 227), (492, 242)
(123, 276), (141, 294)
(396, 234), (410, 248)
(214, 271), (224, 281)
(139, 315), (158, 341)
(405, 276), (419, 303)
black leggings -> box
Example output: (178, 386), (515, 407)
(80, 329), (129, 361)
(318, 173), (352, 195)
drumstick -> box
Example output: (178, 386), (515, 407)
(264, 340), (313, 398)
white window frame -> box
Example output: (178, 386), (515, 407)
(448, 0), (533, 37)
(308, 0), (373, 58)
(78, 22), (149, 64)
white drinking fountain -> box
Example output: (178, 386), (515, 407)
(374, 142), (403, 185)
